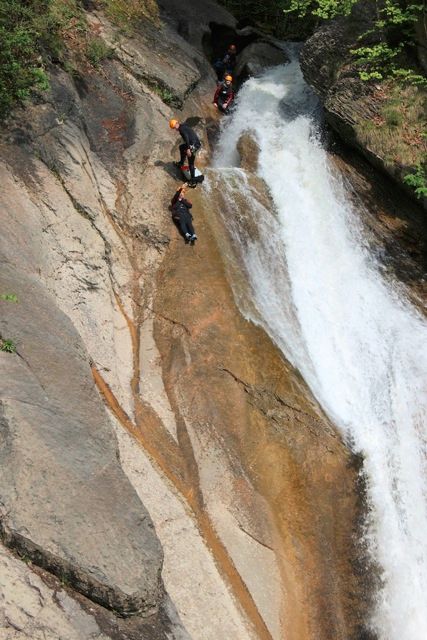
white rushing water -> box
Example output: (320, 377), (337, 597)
(206, 59), (427, 639)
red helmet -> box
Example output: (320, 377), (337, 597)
(229, 44), (236, 52)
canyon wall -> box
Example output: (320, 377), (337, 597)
(0, 2), (369, 638)
(300, 0), (427, 210)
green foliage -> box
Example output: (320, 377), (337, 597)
(0, 0), (52, 119)
(351, 1), (426, 86)
(0, 339), (16, 353)
(382, 104), (403, 126)
(391, 68), (427, 85)
(221, 0), (357, 25)
(379, 0), (423, 26)
(86, 37), (114, 66)
(153, 84), (177, 106)
(275, 0), (426, 88)
(0, 293), (18, 353)
(403, 164), (427, 198)
(0, 0), (90, 120)
(0, 0), (125, 120)
(101, 0), (159, 32)
(0, 294), (18, 302)
(283, 0), (357, 19)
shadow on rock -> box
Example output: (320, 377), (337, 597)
(155, 160), (182, 181)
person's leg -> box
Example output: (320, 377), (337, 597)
(179, 143), (187, 165)
(188, 152), (196, 181)
(186, 218), (195, 236)
(175, 215), (188, 237)
(183, 212), (195, 237)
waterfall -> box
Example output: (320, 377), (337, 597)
(205, 60), (427, 640)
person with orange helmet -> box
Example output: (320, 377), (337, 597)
(214, 44), (237, 82)
(213, 74), (234, 114)
(169, 119), (201, 186)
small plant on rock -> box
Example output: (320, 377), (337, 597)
(155, 85), (177, 106)
(0, 293), (18, 302)
(86, 37), (114, 67)
(0, 338), (16, 354)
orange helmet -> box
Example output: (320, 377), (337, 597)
(169, 118), (179, 129)
(224, 75), (233, 82)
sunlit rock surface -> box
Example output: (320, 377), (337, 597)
(0, 1), (373, 639)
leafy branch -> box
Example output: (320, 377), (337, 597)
(351, 1), (426, 85)
(403, 164), (427, 197)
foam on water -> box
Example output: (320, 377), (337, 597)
(206, 60), (427, 639)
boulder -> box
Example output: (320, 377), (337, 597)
(235, 42), (289, 81)
(157, 0), (236, 52)
(237, 131), (260, 172)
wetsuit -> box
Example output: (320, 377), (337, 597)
(171, 189), (196, 239)
(214, 51), (236, 81)
(178, 123), (201, 182)
(213, 81), (234, 113)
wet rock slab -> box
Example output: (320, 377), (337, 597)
(0, 265), (163, 617)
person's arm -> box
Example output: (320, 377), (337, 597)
(171, 186), (185, 207)
(179, 124), (191, 147)
(223, 89), (234, 109)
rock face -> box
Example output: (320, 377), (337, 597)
(237, 131), (260, 171)
(329, 140), (427, 306)
(0, 272), (163, 616)
(300, 2), (427, 208)
(152, 177), (370, 640)
(93, 12), (205, 108)
(158, 0), (236, 51)
(0, 1), (375, 638)
(300, 12), (380, 148)
(235, 42), (289, 81)
(0, 545), (111, 640)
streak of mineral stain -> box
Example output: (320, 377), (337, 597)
(92, 365), (274, 640)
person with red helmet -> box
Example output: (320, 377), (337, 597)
(214, 44), (237, 82)
(213, 75), (235, 114)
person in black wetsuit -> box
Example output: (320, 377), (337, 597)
(170, 185), (197, 243)
(214, 44), (237, 82)
(213, 75), (234, 114)
(169, 119), (201, 186)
